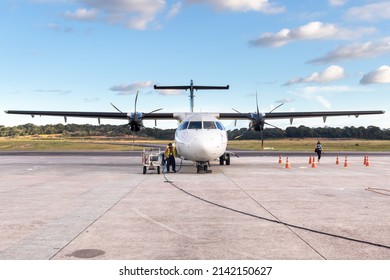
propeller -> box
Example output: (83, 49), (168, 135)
(233, 92), (284, 149)
(111, 90), (163, 132)
(110, 90), (163, 149)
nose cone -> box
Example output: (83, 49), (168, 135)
(190, 132), (226, 161)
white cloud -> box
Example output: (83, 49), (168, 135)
(249, 21), (373, 47)
(346, 2), (390, 21)
(46, 23), (74, 33)
(360, 65), (390, 85)
(329, 0), (348, 7)
(167, 2), (182, 18)
(62, 0), (167, 30)
(307, 38), (390, 64)
(294, 85), (355, 109)
(316, 95), (332, 109)
(284, 65), (345, 86)
(155, 89), (185, 95)
(35, 89), (72, 95)
(275, 98), (294, 104)
(64, 8), (98, 20)
(300, 85), (354, 94)
(110, 81), (154, 95)
(186, 0), (285, 13)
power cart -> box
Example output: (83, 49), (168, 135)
(141, 148), (162, 174)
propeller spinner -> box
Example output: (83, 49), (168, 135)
(233, 92), (284, 149)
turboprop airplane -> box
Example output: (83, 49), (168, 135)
(5, 80), (385, 173)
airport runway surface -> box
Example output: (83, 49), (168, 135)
(0, 151), (389, 260)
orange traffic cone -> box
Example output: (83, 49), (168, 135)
(311, 158), (317, 168)
(285, 157), (291, 169)
(336, 155), (340, 165)
(363, 155), (367, 165)
(365, 156), (370, 166)
(309, 156), (313, 164)
(278, 155), (283, 164)
(344, 156), (349, 167)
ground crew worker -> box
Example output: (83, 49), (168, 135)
(315, 141), (323, 162)
(164, 143), (176, 173)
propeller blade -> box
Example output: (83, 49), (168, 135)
(256, 91), (260, 115)
(131, 133), (136, 151)
(234, 125), (254, 139)
(144, 108), (163, 116)
(134, 90), (139, 113)
(110, 103), (123, 113)
(264, 121), (284, 131)
(261, 130), (264, 150)
(232, 108), (241, 114)
(269, 103), (284, 113)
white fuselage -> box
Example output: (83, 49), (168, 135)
(174, 113), (227, 162)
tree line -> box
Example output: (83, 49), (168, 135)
(0, 123), (389, 140)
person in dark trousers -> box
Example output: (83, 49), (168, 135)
(164, 143), (176, 172)
(315, 141), (323, 162)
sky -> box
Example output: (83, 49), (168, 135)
(1, 0), (390, 130)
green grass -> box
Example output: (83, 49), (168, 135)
(0, 137), (145, 151)
(1, 136), (389, 151)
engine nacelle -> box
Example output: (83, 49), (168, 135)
(129, 112), (143, 132)
(249, 112), (265, 131)
(250, 121), (264, 131)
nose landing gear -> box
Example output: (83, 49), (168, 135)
(196, 161), (211, 173)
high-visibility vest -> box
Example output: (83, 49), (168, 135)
(165, 146), (176, 157)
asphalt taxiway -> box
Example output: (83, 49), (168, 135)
(0, 151), (389, 260)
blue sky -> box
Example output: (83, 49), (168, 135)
(1, 0), (390, 129)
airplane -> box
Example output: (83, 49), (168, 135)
(5, 79), (385, 173)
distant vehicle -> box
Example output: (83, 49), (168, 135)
(5, 80), (385, 173)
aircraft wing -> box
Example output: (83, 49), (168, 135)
(263, 110), (385, 119)
(5, 110), (129, 120)
(218, 110), (385, 122)
(5, 110), (176, 121)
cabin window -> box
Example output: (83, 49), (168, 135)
(188, 121), (202, 129)
(178, 121), (189, 131)
(203, 121), (216, 129)
(216, 121), (225, 130)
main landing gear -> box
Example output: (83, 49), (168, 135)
(219, 153), (230, 166)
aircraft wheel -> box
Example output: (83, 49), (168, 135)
(226, 154), (231, 165)
(219, 156), (224, 165)
(204, 165), (208, 172)
(157, 166), (160, 174)
(143, 166), (147, 174)
(196, 165), (201, 173)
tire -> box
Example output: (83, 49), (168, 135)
(143, 166), (147, 174)
(226, 154), (231, 165)
(157, 166), (160, 174)
(219, 156), (224, 165)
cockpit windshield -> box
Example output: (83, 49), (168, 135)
(178, 120), (225, 130)
(203, 121), (216, 129)
(188, 121), (202, 129)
